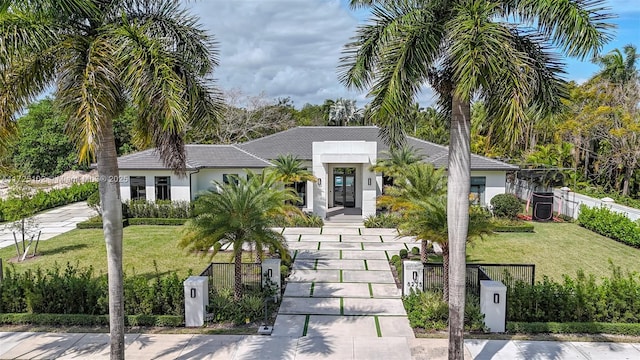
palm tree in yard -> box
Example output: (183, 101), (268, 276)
(370, 145), (424, 181)
(343, 0), (612, 357)
(272, 154), (317, 185)
(179, 170), (297, 300)
(0, 1), (221, 358)
(592, 44), (639, 86)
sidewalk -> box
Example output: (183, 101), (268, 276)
(2, 332), (640, 359)
(0, 202), (96, 250)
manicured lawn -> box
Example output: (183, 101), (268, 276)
(0, 226), (243, 277)
(466, 221), (640, 281)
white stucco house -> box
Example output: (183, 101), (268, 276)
(116, 126), (518, 219)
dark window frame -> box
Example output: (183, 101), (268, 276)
(155, 176), (171, 201)
(130, 176), (146, 201)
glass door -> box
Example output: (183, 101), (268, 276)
(333, 168), (356, 208)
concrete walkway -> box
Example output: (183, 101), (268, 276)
(0, 202), (96, 250)
(271, 222), (416, 359)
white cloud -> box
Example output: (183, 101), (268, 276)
(186, 0), (371, 107)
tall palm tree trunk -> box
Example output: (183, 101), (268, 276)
(448, 96), (471, 360)
(97, 119), (125, 360)
(234, 249), (243, 300)
(421, 240), (428, 263)
(442, 244), (450, 303)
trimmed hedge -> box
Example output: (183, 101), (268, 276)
(493, 225), (535, 233)
(76, 219), (129, 229)
(0, 313), (183, 327)
(128, 218), (187, 226)
(125, 200), (192, 219)
(0, 182), (98, 222)
(577, 205), (640, 247)
(507, 322), (640, 336)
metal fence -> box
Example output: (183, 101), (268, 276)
(199, 262), (262, 294)
(423, 263), (535, 296)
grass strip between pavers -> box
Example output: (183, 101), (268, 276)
(298, 234), (301, 242)
(339, 250), (343, 259)
(340, 269), (343, 283)
(339, 234), (342, 242)
(374, 316), (382, 337)
(320, 227), (323, 234)
(360, 242), (365, 250)
(340, 298), (344, 315)
(404, 243), (410, 250)
(293, 250), (298, 262)
(358, 228), (362, 235)
(384, 251), (390, 261)
(281, 228), (285, 235)
(317, 242), (321, 250)
(368, 283), (374, 298)
(309, 282), (315, 297)
(364, 259), (369, 270)
(302, 315), (310, 336)
(379, 235), (384, 243)
(313, 259), (318, 270)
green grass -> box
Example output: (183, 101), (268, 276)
(466, 222), (640, 281)
(0, 226), (247, 277)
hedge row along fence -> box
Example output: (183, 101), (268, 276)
(577, 205), (640, 247)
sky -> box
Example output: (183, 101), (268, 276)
(185, 0), (640, 108)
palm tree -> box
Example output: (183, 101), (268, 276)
(377, 162), (446, 261)
(272, 154), (317, 207)
(328, 98), (364, 126)
(343, 0), (612, 357)
(272, 154), (317, 184)
(592, 44), (639, 86)
(179, 170), (297, 300)
(0, 2), (220, 358)
(370, 145), (424, 183)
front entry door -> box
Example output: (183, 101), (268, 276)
(333, 168), (356, 208)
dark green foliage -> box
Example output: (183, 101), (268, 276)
(411, 246), (420, 255)
(507, 265), (640, 323)
(0, 182), (97, 222)
(507, 322), (640, 336)
(12, 99), (86, 177)
(577, 205), (640, 247)
(399, 249), (408, 259)
(127, 218), (188, 226)
(363, 212), (401, 228)
(76, 218), (129, 229)
(490, 194), (522, 219)
(207, 288), (276, 325)
(271, 212), (324, 227)
(87, 191), (100, 213)
(0, 263), (185, 317)
(390, 255), (403, 281)
(0, 313), (183, 327)
(124, 200), (192, 219)
(403, 291), (485, 332)
(490, 218), (535, 232)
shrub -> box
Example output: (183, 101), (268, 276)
(124, 200), (192, 219)
(403, 291), (485, 332)
(490, 218), (535, 232)
(507, 265), (640, 323)
(0, 313), (183, 327)
(411, 246), (420, 255)
(490, 194), (522, 219)
(399, 249), (408, 259)
(507, 322), (640, 336)
(271, 212), (324, 227)
(128, 218), (187, 226)
(577, 205), (640, 247)
(207, 288), (275, 325)
(0, 262), (185, 317)
(364, 212), (401, 228)
(0, 182), (98, 222)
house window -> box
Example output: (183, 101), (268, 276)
(130, 176), (146, 201)
(470, 177), (486, 206)
(294, 181), (307, 207)
(223, 174), (239, 185)
(155, 176), (171, 201)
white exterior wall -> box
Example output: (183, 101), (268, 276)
(312, 141), (377, 219)
(471, 171), (508, 206)
(119, 170), (192, 202)
(194, 168), (261, 197)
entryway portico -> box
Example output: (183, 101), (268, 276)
(312, 141), (378, 220)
